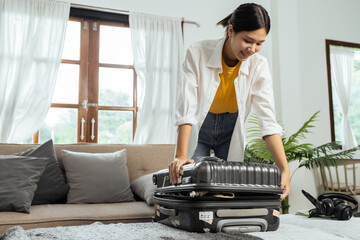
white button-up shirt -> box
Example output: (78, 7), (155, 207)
(175, 38), (282, 161)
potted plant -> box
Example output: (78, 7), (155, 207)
(244, 110), (358, 214)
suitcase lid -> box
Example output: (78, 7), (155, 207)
(154, 159), (283, 195)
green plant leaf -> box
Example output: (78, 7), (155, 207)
(245, 110), (358, 175)
(298, 146), (358, 169)
(285, 111), (320, 145)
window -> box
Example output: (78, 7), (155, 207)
(29, 8), (137, 144)
(326, 39), (360, 146)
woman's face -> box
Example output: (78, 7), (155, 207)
(227, 25), (267, 61)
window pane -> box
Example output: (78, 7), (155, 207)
(350, 54), (360, 143)
(99, 25), (133, 65)
(99, 67), (133, 107)
(332, 50), (360, 144)
(98, 111), (132, 144)
(52, 64), (79, 104)
(39, 108), (77, 144)
(19, 136), (34, 144)
(62, 21), (81, 60)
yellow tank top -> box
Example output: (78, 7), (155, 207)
(209, 58), (240, 114)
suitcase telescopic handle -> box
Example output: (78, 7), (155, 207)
(158, 206), (178, 216)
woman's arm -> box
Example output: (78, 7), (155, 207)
(170, 46), (198, 185)
(263, 134), (290, 200)
(249, 59), (289, 199)
(169, 124), (194, 184)
(175, 124), (192, 159)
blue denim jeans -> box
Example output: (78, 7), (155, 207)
(192, 111), (238, 162)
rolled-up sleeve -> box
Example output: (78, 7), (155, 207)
(174, 47), (198, 126)
(251, 59), (283, 138)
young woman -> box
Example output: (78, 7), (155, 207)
(169, 3), (290, 200)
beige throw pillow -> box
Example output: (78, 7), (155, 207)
(62, 149), (134, 204)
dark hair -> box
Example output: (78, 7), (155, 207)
(217, 3), (270, 34)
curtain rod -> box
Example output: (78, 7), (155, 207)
(70, 3), (200, 27)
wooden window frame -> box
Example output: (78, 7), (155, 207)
(34, 9), (136, 144)
(85, 19), (137, 143)
(51, 17), (87, 143)
(325, 39), (360, 144)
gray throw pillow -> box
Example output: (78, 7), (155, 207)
(62, 149), (134, 204)
(0, 155), (48, 213)
(16, 139), (69, 205)
(130, 173), (157, 206)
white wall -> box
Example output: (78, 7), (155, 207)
(271, 0), (360, 213)
(67, 0), (360, 213)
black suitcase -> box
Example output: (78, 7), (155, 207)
(152, 157), (282, 233)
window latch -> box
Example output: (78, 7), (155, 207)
(93, 20), (98, 31)
(84, 19), (88, 30)
(82, 100), (97, 109)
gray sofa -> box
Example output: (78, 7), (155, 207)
(0, 143), (175, 234)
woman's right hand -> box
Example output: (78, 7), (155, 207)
(168, 157), (194, 185)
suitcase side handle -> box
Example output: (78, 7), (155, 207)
(216, 218), (268, 233)
(158, 206), (178, 216)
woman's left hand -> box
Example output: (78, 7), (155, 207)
(280, 169), (290, 201)
(263, 134), (290, 201)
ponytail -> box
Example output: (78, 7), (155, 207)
(217, 13), (232, 28)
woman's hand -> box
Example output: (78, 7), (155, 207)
(168, 157), (194, 185)
(280, 169), (290, 201)
(263, 134), (290, 201)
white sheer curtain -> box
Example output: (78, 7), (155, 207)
(0, 0), (70, 143)
(130, 12), (183, 144)
(330, 46), (358, 149)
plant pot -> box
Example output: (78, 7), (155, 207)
(281, 195), (290, 214)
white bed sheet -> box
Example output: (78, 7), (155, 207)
(249, 214), (360, 240)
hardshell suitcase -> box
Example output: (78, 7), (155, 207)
(152, 157), (282, 233)
(153, 157), (282, 195)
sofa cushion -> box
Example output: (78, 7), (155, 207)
(16, 139), (69, 205)
(0, 202), (155, 234)
(131, 173), (157, 206)
(0, 155), (47, 213)
(62, 149), (134, 204)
